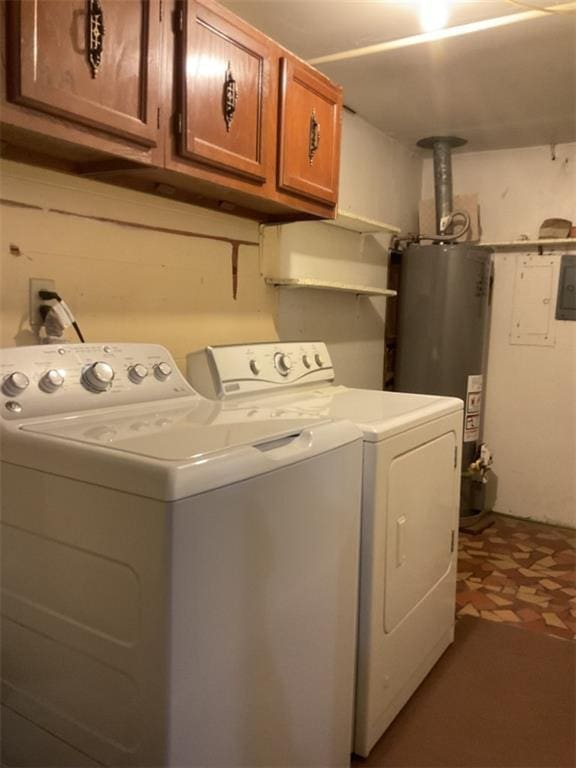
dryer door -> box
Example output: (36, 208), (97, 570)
(382, 422), (459, 632)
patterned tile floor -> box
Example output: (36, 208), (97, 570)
(457, 514), (576, 641)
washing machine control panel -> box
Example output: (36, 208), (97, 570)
(0, 343), (194, 420)
(187, 341), (334, 399)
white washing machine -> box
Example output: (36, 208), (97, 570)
(187, 341), (464, 758)
(0, 342), (364, 767)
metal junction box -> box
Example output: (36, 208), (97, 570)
(556, 254), (576, 321)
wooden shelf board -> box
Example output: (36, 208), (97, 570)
(265, 276), (397, 296)
(323, 209), (401, 235)
(483, 238), (576, 250)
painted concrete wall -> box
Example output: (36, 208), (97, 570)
(422, 143), (576, 528)
(422, 143), (576, 242)
(277, 111), (422, 389)
(0, 161), (277, 373)
(1, 114), (422, 393)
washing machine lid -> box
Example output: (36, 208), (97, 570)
(8, 397), (358, 501)
(20, 397), (329, 460)
(235, 387), (463, 442)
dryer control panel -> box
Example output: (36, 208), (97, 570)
(0, 343), (195, 420)
(187, 341), (335, 399)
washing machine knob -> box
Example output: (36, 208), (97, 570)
(249, 359), (260, 376)
(314, 353), (324, 368)
(128, 364), (148, 384)
(39, 369), (65, 393)
(274, 352), (292, 376)
(82, 361), (115, 392)
(2, 372), (30, 397)
(302, 354), (311, 369)
(154, 361), (172, 381)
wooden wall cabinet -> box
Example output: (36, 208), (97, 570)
(278, 57), (342, 207)
(1, 0), (343, 222)
(176, 0), (273, 183)
(2, 0), (162, 164)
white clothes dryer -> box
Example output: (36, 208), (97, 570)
(187, 341), (464, 758)
(0, 342), (363, 767)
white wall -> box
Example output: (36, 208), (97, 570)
(422, 143), (576, 528)
(421, 143), (576, 242)
(277, 112), (422, 389)
(340, 110), (423, 233)
(485, 251), (575, 529)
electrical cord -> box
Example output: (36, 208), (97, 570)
(436, 209), (471, 241)
(38, 290), (86, 343)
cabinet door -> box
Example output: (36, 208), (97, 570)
(178, 0), (273, 183)
(278, 57), (342, 206)
(6, 0), (161, 147)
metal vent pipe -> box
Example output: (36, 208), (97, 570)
(417, 136), (467, 235)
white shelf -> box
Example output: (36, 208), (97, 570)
(323, 209), (401, 235)
(265, 276), (397, 296)
(482, 238), (576, 250)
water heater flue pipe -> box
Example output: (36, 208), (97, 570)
(391, 136), (471, 248)
(418, 135), (468, 235)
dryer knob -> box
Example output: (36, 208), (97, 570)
(39, 369), (65, 393)
(2, 372), (30, 397)
(82, 362), (115, 393)
(154, 362), (172, 381)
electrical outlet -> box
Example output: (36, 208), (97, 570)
(29, 278), (56, 332)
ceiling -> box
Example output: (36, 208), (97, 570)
(222, 0), (576, 153)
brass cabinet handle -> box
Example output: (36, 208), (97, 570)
(223, 62), (238, 132)
(309, 109), (320, 164)
(87, 0), (105, 78)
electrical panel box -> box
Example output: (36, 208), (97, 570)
(510, 255), (556, 347)
(555, 254), (576, 321)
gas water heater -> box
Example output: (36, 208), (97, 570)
(394, 137), (493, 520)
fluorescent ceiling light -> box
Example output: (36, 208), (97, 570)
(308, 1), (576, 65)
(420, 0), (450, 31)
